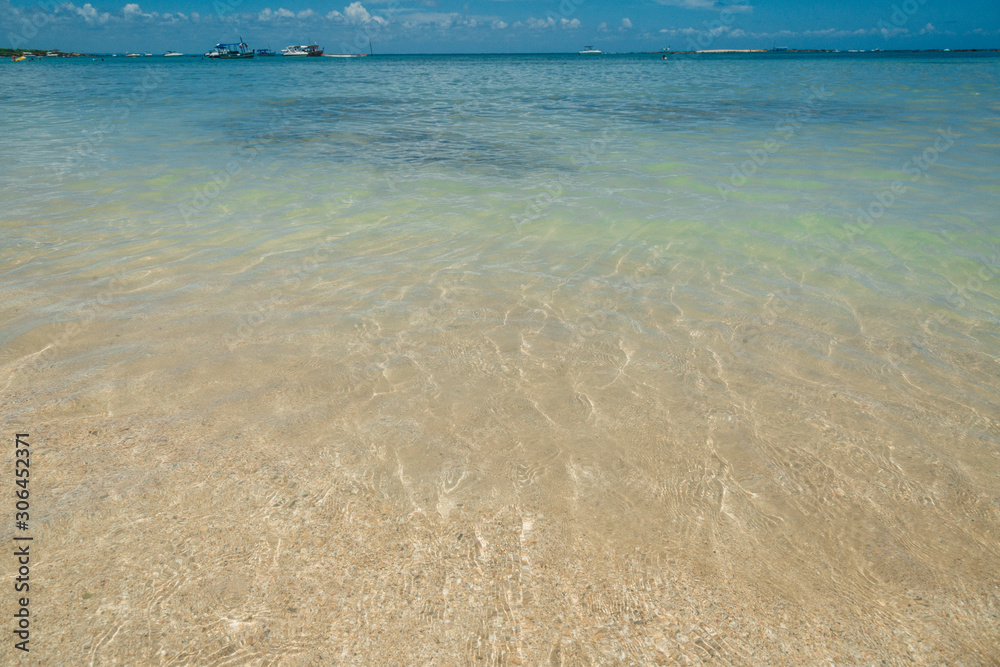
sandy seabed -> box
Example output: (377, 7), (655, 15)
(4, 227), (999, 665)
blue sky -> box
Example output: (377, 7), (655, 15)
(4, 0), (999, 54)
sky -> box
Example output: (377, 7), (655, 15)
(4, 0), (1000, 54)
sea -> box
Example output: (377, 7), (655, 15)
(1, 52), (999, 663)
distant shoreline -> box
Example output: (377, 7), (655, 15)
(2, 48), (94, 58)
(5, 47), (999, 59)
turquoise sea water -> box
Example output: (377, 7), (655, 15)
(2, 52), (999, 662)
(3, 53), (998, 328)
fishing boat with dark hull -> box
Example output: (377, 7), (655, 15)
(206, 39), (254, 59)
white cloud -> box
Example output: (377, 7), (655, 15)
(661, 24), (730, 37)
(492, 19), (507, 29)
(880, 26), (909, 37)
(62, 2), (111, 24)
(919, 22), (936, 35)
(122, 3), (156, 20)
(621, 17), (632, 29)
(520, 16), (579, 30)
(525, 17), (555, 29)
(257, 7), (295, 21)
(343, 1), (386, 25)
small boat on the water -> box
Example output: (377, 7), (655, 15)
(164, 51), (183, 57)
(256, 48), (277, 56)
(125, 52), (141, 57)
(579, 46), (602, 54)
(206, 40), (254, 59)
(282, 44), (323, 57)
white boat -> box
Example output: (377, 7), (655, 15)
(164, 51), (183, 57)
(282, 44), (323, 57)
(579, 46), (602, 54)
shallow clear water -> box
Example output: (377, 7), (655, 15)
(2, 52), (999, 663)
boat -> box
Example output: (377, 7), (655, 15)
(206, 39), (254, 59)
(164, 51), (183, 57)
(579, 46), (602, 54)
(256, 48), (277, 56)
(281, 44), (323, 57)
(125, 52), (141, 57)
